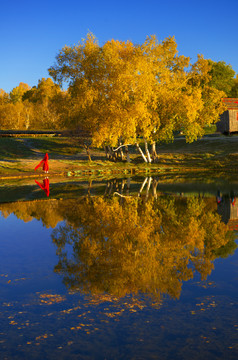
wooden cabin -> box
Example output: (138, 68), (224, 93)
(216, 98), (238, 134)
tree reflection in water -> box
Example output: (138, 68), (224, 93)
(0, 177), (236, 301)
(51, 194), (236, 301)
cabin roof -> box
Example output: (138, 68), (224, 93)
(222, 98), (238, 109)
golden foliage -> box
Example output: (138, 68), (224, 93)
(49, 33), (225, 148)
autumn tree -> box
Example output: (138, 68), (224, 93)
(9, 82), (31, 104)
(22, 78), (66, 129)
(0, 78), (66, 130)
(208, 60), (236, 96)
(0, 89), (10, 105)
(0, 84), (32, 129)
(230, 74), (238, 97)
(0, 83), (33, 129)
(0, 101), (33, 129)
(49, 33), (226, 163)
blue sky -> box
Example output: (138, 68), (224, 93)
(1, 0), (237, 93)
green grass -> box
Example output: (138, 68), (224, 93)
(0, 137), (86, 160)
(0, 138), (33, 159)
(157, 135), (238, 156)
(2, 134), (238, 179)
(24, 137), (84, 156)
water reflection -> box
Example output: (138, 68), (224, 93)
(35, 177), (50, 197)
(0, 177), (237, 302)
(1, 178), (238, 360)
(216, 189), (238, 230)
(51, 195), (236, 300)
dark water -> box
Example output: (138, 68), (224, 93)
(0, 176), (238, 359)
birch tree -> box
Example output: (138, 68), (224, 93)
(49, 33), (226, 162)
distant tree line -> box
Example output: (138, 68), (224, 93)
(0, 33), (238, 161)
(0, 78), (66, 130)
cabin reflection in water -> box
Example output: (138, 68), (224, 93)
(217, 192), (238, 230)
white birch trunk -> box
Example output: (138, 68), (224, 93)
(144, 139), (152, 163)
(121, 179), (126, 194)
(152, 178), (158, 199)
(145, 177), (152, 201)
(138, 177), (148, 197)
(119, 147), (125, 161)
(151, 141), (158, 162)
(135, 142), (148, 163)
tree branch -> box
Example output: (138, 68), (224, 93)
(112, 144), (132, 152)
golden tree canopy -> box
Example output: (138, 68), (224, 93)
(49, 33), (226, 147)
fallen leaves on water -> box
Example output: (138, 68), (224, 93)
(38, 293), (66, 305)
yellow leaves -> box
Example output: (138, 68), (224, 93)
(9, 82), (31, 104)
(48, 32), (226, 148)
(61, 306), (81, 314)
(105, 311), (124, 318)
(9, 320), (17, 325)
(35, 334), (48, 341)
(50, 32), (193, 146)
(189, 296), (219, 317)
(192, 55), (211, 82)
(39, 293), (66, 305)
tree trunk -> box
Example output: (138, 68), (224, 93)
(152, 178), (158, 199)
(125, 146), (131, 163)
(104, 181), (111, 196)
(87, 179), (92, 195)
(83, 143), (92, 162)
(145, 177), (152, 201)
(135, 142), (148, 163)
(144, 139), (152, 163)
(119, 142), (125, 161)
(25, 113), (30, 129)
(104, 146), (110, 159)
(126, 178), (131, 196)
(151, 141), (158, 162)
(138, 177), (148, 197)
(108, 146), (113, 160)
(121, 179), (126, 194)
(108, 180), (114, 196)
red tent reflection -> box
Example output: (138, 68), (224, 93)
(35, 178), (50, 197)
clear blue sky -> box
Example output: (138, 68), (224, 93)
(1, 0), (237, 93)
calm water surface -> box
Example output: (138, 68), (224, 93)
(0, 176), (238, 360)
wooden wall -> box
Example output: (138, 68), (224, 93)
(216, 110), (238, 133)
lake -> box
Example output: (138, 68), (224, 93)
(0, 175), (238, 359)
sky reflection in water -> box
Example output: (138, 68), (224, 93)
(0, 177), (238, 360)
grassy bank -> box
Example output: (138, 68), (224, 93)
(1, 134), (238, 180)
